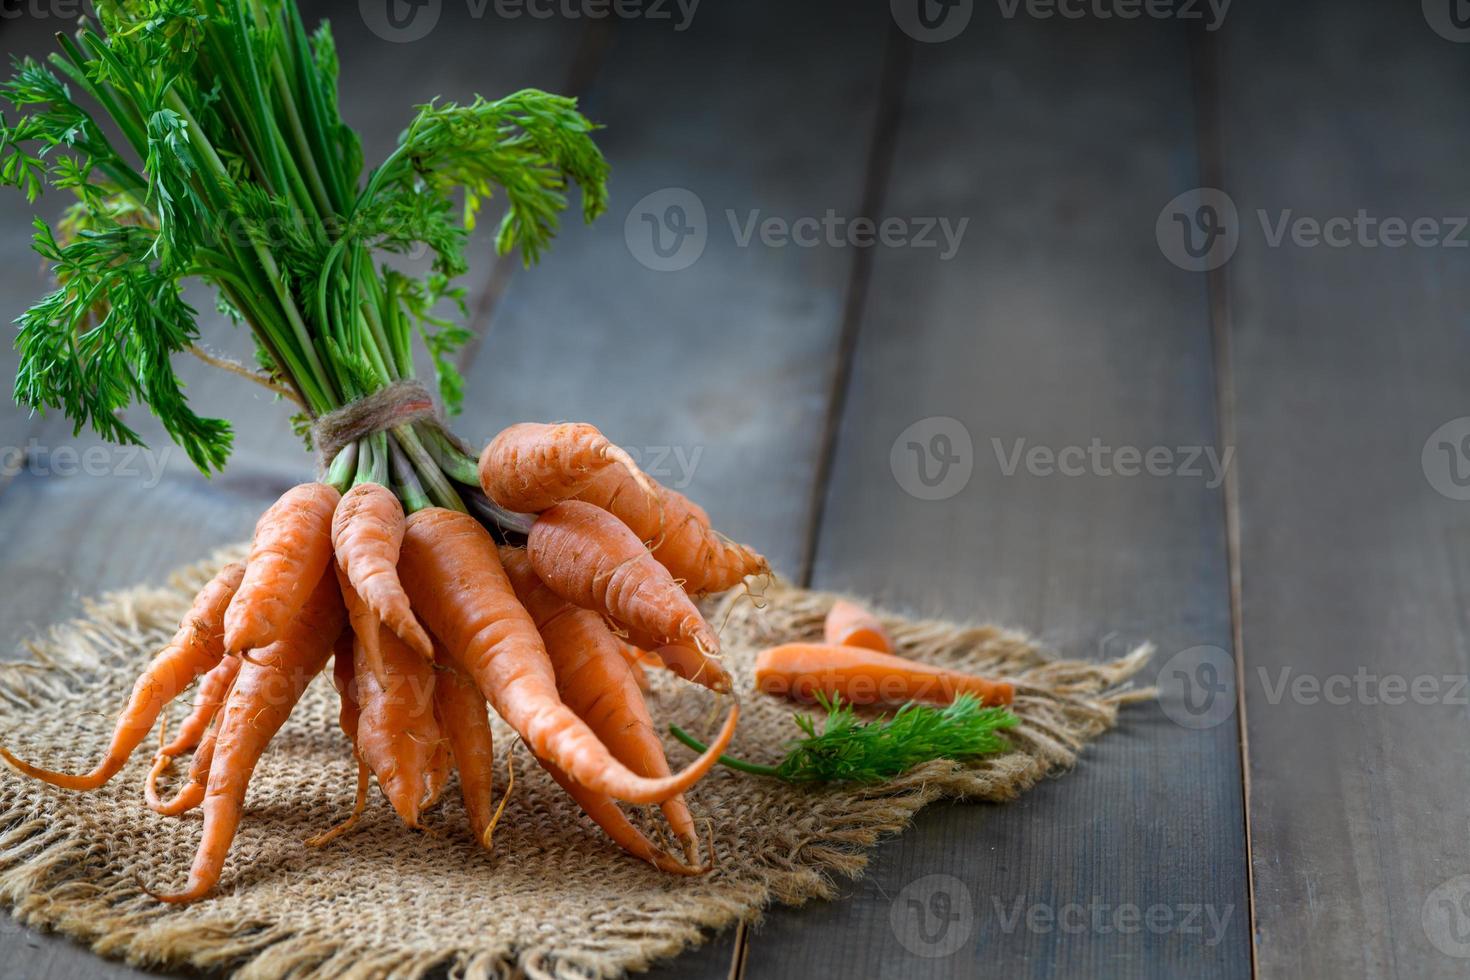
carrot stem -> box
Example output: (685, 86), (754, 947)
(668, 725), (781, 778)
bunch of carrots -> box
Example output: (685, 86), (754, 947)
(2, 421), (763, 898)
(0, 0), (1018, 904)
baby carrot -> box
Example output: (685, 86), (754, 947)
(0, 561), (244, 790)
(824, 599), (894, 653)
(528, 500), (720, 657)
(479, 422), (656, 514)
(333, 482), (432, 660)
(225, 482), (339, 653)
(399, 507), (737, 805)
(755, 643), (1014, 707)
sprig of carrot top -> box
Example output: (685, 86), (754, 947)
(0, 0), (606, 486)
(670, 693), (1018, 784)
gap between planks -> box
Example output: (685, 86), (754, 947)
(731, 20), (915, 980)
(1188, 20), (1259, 980)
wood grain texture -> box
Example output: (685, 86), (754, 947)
(452, 0), (891, 582)
(1217, 2), (1470, 976)
(742, 11), (1250, 979)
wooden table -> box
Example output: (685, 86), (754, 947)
(0, 1), (1464, 976)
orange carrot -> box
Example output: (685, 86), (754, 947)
(224, 482), (339, 653)
(336, 565), (386, 686)
(479, 422), (655, 514)
(351, 614), (448, 829)
(0, 562), (244, 790)
(500, 547), (697, 854)
(539, 760), (704, 875)
(755, 644), (1014, 707)
(614, 624), (730, 695)
(153, 572), (345, 903)
(824, 599), (893, 653)
(618, 641), (652, 692)
(332, 482), (431, 660)
(528, 500), (720, 657)
(651, 485), (767, 595)
(307, 638), (370, 848)
(145, 717), (216, 817)
(573, 464), (663, 543)
(157, 653), (242, 758)
(398, 507), (738, 805)
(432, 643), (496, 843)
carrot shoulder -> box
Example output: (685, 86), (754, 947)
(399, 507), (738, 805)
(479, 421), (655, 514)
(332, 482), (431, 660)
(754, 643), (1014, 707)
(0, 561), (244, 791)
(225, 482), (339, 653)
(824, 599), (894, 653)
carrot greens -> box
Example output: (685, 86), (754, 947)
(671, 692), (1019, 784)
(0, 0), (607, 490)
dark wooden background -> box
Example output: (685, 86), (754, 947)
(1, 0), (1467, 976)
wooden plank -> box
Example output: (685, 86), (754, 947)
(449, 4), (892, 976)
(1216, 3), (1470, 976)
(743, 12), (1250, 980)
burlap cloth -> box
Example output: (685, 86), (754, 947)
(0, 547), (1153, 979)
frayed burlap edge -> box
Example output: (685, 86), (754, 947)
(0, 548), (1154, 980)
